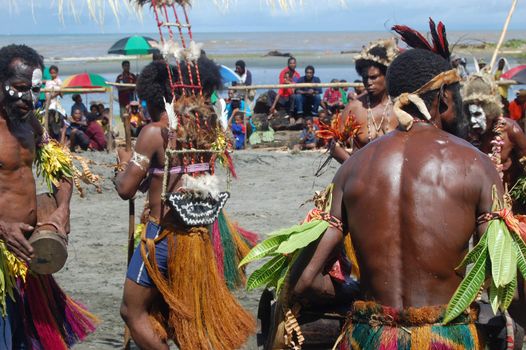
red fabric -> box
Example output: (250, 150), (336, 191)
(323, 88), (342, 104)
(116, 72), (137, 106)
(86, 122), (107, 150)
(509, 99), (525, 121)
(278, 67), (300, 97)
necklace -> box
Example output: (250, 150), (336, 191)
(367, 96), (392, 142)
(489, 115), (506, 180)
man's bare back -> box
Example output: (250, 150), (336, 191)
(335, 124), (501, 308)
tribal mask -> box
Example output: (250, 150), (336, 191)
(468, 104), (487, 132)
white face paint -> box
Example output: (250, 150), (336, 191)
(468, 104), (487, 131)
(31, 68), (43, 105)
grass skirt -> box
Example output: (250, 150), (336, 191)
(337, 301), (483, 350)
(140, 222), (256, 349)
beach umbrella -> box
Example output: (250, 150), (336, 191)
(108, 35), (160, 55)
(219, 65), (241, 84)
(62, 73), (108, 89)
(500, 65), (526, 84)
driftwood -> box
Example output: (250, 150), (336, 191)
(264, 50), (291, 57)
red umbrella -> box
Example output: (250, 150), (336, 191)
(500, 65), (526, 84)
(62, 73), (108, 89)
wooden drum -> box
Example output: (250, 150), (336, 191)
(28, 193), (68, 275)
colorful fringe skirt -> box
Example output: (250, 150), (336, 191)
(337, 301), (483, 350)
(139, 219), (256, 350)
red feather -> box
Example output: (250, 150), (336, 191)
(391, 25), (433, 51)
(437, 21), (450, 59)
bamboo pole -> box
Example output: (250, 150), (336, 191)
(41, 87), (108, 93)
(107, 87), (115, 151)
(489, 0), (519, 71)
(107, 81), (366, 90)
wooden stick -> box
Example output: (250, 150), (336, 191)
(106, 81), (365, 90)
(41, 87), (108, 93)
(489, 0), (519, 71)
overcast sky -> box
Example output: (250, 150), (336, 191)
(0, 0), (524, 34)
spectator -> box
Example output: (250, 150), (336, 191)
(45, 65), (63, 112)
(229, 110), (246, 150)
(294, 65), (321, 118)
(226, 92), (252, 119)
(348, 79), (365, 101)
(339, 79), (349, 105)
(97, 103), (105, 117)
(509, 90), (526, 122)
(85, 113), (107, 151)
(67, 108), (90, 152)
(451, 55), (468, 79)
(234, 60), (252, 86)
(89, 103), (99, 117)
(116, 60), (137, 120)
(321, 78), (344, 114)
(127, 101), (145, 137)
(71, 94), (88, 117)
(298, 118), (318, 150)
(276, 57), (300, 115)
(494, 58), (509, 100)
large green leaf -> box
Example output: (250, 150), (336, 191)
(456, 231), (488, 270)
(499, 276), (517, 311)
(488, 221), (516, 287)
(239, 234), (289, 267)
(275, 221), (330, 254)
(489, 280), (500, 315)
(246, 255), (288, 291)
(269, 220), (323, 237)
(444, 246), (488, 324)
(511, 233), (526, 279)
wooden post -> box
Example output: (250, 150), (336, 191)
(489, 0), (519, 71)
(244, 87), (249, 149)
(107, 87), (115, 151)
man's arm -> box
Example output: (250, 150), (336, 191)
(49, 178), (73, 234)
(507, 119), (526, 160)
(475, 155), (505, 238)
(293, 168), (346, 299)
(115, 125), (160, 200)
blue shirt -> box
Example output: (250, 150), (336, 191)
(295, 76), (322, 94)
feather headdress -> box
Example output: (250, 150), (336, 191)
(354, 38), (400, 68)
(392, 18), (451, 61)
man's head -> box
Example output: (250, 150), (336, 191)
(0, 44), (44, 120)
(90, 104), (98, 114)
(497, 58), (506, 71)
(130, 101), (139, 113)
(354, 79), (365, 95)
(72, 94), (82, 103)
(450, 55), (461, 69)
(355, 39), (399, 98)
(72, 108), (83, 122)
(233, 111), (244, 124)
(49, 65), (59, 79)
(305, 118), (313, 129)
(387, 49), (465, 137)
(516, 90), (526, 104)
(287, 57), (297, 71)
(235, 60), (246, 75)
(136, 56), (221, 120)
(330, 78), (339, 91)
(461, 73), (502, 145)
(122, 60), (131, 73)
(305, 65), (315, 80)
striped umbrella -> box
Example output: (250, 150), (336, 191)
(62, 73), (108, 89)
(108, 35), (160, 55)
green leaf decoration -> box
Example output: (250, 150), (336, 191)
(489, 280), (500, 315)
(444, 246), (488, 324)
(499, 276), (517, 311)
(488, 221), (517, 287)
(275, 221), (330, 254)
(511, 233), (526, 279)
(246, 255), (288, 290)
(456, 231), (488, 270)
(269, 220), (323, 237)
(239, 234), (289, 267)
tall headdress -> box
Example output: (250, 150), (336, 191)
(354, 38), (399, 69)
(390, 18), (461, 130)
(462, 73), (502, 119)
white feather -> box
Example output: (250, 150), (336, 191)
(164, 96), (178, 131)
(184, 41), (203, 63)
(181, 174), (220, 200)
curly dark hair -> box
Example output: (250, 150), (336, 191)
(355, 59), (387, 78)
(387, 49), (466, 137)
(136, 56), (222, 112)
(0, 44), (44, 82)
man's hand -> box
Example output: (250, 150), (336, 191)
(0, 221), (34, 263)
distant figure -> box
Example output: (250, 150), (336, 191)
(339, 79), (349, 105)
(509, 90), (526, 122)
(71, 94), (88, 117)
(85, 113), (107, 151)
(234, 60), (252, 86)
(298, 118), (318, 150)
(229, 110), (246, 150)
(89, 103), (99, 117)
(348, 79), (365, 101)
(451, 54), (468, 80)
(295, 65), (322, 118)
(45, 65), (63, 112)
(494, 58), (509, 100)
(115, 60), (137, 120)
(127, 101), (145, 137)
(321, 78), (344, 115)
(276, 57), (300, 115)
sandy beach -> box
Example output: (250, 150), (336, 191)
(49, 149), (338, 349)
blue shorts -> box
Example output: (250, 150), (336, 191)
(126, 221), (169, 288)
(0, 295), (27, 350)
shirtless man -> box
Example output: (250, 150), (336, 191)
(0, 45), (72, 347)
(463, 74), (526, 209)
(331, 39), (399, 163)
(293, 48), (505, 348)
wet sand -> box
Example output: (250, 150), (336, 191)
(50, 149), (338, 349)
